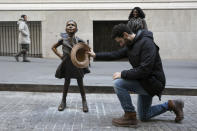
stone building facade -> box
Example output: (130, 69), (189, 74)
(0, 0), (197, 59)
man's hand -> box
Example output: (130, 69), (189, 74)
(87, 49), (96, 58)
(113, 72), (121, 80)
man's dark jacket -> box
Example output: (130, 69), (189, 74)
(95, 30), (166, 99)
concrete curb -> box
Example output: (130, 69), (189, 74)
(1, 83), (197, 96)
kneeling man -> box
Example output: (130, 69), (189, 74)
(88, 19), (184, 127)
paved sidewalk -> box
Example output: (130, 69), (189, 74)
(1, 56), (197, 95)
(1, 56), (197, 131)
(0, 91), (197, 131)
(1, 56), (197, 86)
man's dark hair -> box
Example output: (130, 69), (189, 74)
(111, 23), (131, 39)
(128, 7), (145, 20)
(127, 18), (143, 34)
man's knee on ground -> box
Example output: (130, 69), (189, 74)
(138, 114), (150, 122)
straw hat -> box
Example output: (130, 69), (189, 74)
(71, 42), (90, 68)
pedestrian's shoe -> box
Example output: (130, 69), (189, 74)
(23, 55), (30, 62)
(112, 112), (138, 127)
(23, 53), (31, 62)
(168, 100), (184, 123)
(82, 100), (88, 112)
(14, 52), (21, 62)
(23, 59), (31, 62)
(58, 101), (66, 111)
(14, 55), (19, 62)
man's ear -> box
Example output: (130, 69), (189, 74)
(123, 32), (129, 39)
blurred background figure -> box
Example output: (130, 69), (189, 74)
(15, 14), (31, 62)
(127, 7), (148, 32)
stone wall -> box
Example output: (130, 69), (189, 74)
(0, 0), (196, 59)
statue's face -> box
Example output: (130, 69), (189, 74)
(66, 21), (77, 35)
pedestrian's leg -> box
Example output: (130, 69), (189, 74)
(22, 49), (30, 62)
(14, 51), (22, 62)
(137, 94), (168, 121)
(77, 78), (88, 112)
(14, 46), (25, 62)
(58, 78), (70, 111)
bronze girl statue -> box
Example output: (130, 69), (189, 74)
(52, 20), (88, 112)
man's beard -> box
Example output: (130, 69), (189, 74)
(124, 38), (132, 45)
(124, 38), (133, 47)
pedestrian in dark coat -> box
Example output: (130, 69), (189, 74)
(52, 20), (88, 112)
(88, 21), (184, 127)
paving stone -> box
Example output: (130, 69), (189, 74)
(0, 92), (197, 131)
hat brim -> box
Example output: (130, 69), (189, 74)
(71, 42), (90, 68)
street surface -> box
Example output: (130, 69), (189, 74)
(0, 91), (196, 131)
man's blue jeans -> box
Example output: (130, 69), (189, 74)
(113, 78), (169, 121)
